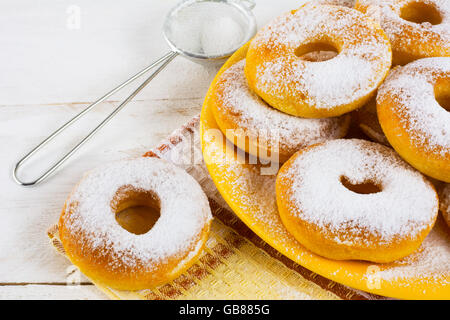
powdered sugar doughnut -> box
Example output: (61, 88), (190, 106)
(276, 139), (438, 263)
(245, 4), (392, 118)
(377, 57), (450, 182)
(439, 184), (450, 228)
(59, 158), (212, 290)
(210, 59), (350, 163)
(355, 0), (450, 65)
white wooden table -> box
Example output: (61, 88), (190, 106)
(0, 0), (303, 299)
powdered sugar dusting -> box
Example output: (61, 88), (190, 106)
(215, 59), (350, 153)
(62, 157), (212, 270)
(247, 4), (391, 110)
(362, 0), (450, 56)
(377, 57), (450, 156)
(375, 218), (449, 285)
(278, 139), (438, 245)
(202, 132), (296, 247)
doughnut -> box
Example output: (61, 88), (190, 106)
(59, 158), (212, 290)
(210, 59), (351, 163)
(377, 57), (450, 182)
(244, 4), (392, 118)
(353, 97), (390, 145)
(276, 139), (439, 263)
(355, 0), (450, 65)
(439, 184), (450, 228)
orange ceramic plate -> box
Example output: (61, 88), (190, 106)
(200, 43), (450, 300)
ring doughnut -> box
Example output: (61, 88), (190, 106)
(59, 158), (212, 290)
(210, 59), (351, 163)
(244, 4), (392, 118)
(276, 139), (438, 263)
(438, 184), (450, 228)
(377, 57), (450, 182)
(355, 0), (450, 65)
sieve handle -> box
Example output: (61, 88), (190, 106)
(13, 51), (178, 186)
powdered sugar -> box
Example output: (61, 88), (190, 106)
(278, 139), (438, 245)
(165, 1), (249, 57)
(377, 57), (450, 156)
(374, 218), (449, 285)
(204, 138), (292, 244)
(62, 157), (212, 270)
(246, 4), (391, 111)
(214, 59), (350, 153)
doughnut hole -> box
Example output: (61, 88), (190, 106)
(400, 1), (442, 25)
(340, 176), (382, 194)
(111, 185), (161, 235)
(294, 41), (339, 62)
(435, 79), (450, 112)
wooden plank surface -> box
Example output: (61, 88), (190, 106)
(0, 285), (107, 300)
(0, 0), (303, 299)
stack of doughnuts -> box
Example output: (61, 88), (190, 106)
(58, 1), (449, 291)
(210, 59), (351, 162)
(210, 1), (448, 264)
(353, 1), (450, 239)
(211, 3), (391, 162)
(354, 0), (450, 145)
